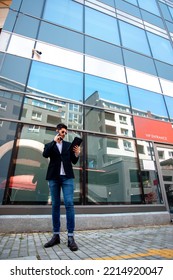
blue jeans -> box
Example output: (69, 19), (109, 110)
(48, 176), (75, 235)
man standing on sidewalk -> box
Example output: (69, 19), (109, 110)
(42, 123), (80, 251)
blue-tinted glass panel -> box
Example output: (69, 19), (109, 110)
(141, 10), (164, 29)
(27, 62), (83, 102)
(38, 22), (84, 53)
(43, 0), (83, 32)
(138, 0), (160, 16)
(166, 21), (173, 33)
(123, 0), (138, 5)
(168, 6), (173, 21)
(123, 49), (157, 75)
(20, 0), (44, 17)
(0, 54), (30, 91)
(147, 32), (173, 64)
(10, 0), (22, 9)
(98, 0), (115, 7)
(164, 95), (173, 121)
(85, 7), (120, 45)
(129, 86), (169, 121)
(3, 10), (17, 32)
(115, 0), (141, 18)
(85, 36), (123, 64)
(155, 60), (173, 81)
(159, 3), (172, 21)
(13, 14), (39, 38)
(119, 20), (151, 56)
(99, 0), (115, 7)
(85, 74), (130, 112)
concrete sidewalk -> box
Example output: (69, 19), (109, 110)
(0, 224), (173, 260)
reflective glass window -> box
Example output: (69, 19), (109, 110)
(85, 74), (130, 111)
(3, 124), (82, 204)
(85, 106), (133, 135)
(38, 22), (84, 53)
(138, 0), (160, 16)
(21, 95), (83, 130)
(85, 7), (120, 45)
(85, 36), (123, 64)
(123, 0), (138, 5)
(0, 90), (23, 120)
(123, 49), (157, 75)
(137, 140), (162, 204)
(159, 3), (172, 21)
(147, 32), (173, 64)
(129, 86), (169, 121)
(10, 0), (22, 10)
(13, 14), (40, 38)
(27, 62), (83, 102)
(119, 20), (151, 56)
(141, 10), (164, 29)
(164, 95), (173, 121)
(0, 54), (30, 91)
(3, 10), (17, 32)
(86, 135), (141, 204)
(43, 0), (83, 32)
(168, 6), (173, 21)
(98, 0), (115, 7)
(20, 0), (44, 17)
(155, 60), (173, 81)
(166, 21), (173, 33)
(115, 0), (141, 18)
(0, 120), (17, 204)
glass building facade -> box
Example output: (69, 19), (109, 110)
(0, 0), (173, 218)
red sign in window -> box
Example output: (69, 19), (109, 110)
(133, 116), (173, 144)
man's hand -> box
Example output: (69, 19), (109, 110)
(54, 134), (62, 143)
(73, 145), (81, 157)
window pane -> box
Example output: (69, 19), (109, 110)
(115, 0), (141, 18)
(123, 49), (157, 75)
(3, 10), (17, 32)
(141, 10), (164, 29)
(138, 0), (160, 16)
(43, 0), (83, 32)
(147, 32), (173, 64)
(119, 20), (151, 56)
(0, 89), (23, 120)
(21, 95), (83, 130)
(85, 7), (120, 45)
(155, 60), (173, 81)
(137, 140), (162, 204)
(123, 0), (138, 5)
(129, 86), (169, 121)
(85, 106), (133, 136)
(98, 0), (115, 7)
(86, 135), (141, 204)
(159, 3), (172, 21)
(20, 0), (44, 17)
(85, 74), (130, 111)
(0, 120), (18, 204)
(5, 124), (81, 203)
(85, 36), (123, 64)
(0, 54), (30, 91)
(38, 22), (84, 53)
(164, 95), (173, 121)
(13, 14), (40, 38)
(27, 62), (83, 102)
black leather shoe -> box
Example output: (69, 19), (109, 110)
(68, 236), (78, 251)
(44, 234), (60, 248)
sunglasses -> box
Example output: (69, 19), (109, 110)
(61, 130), (67, 135)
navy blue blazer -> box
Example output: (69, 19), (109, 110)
(42, 140), (79, 180)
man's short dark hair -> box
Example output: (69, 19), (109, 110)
(56, 123), (67, 130)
